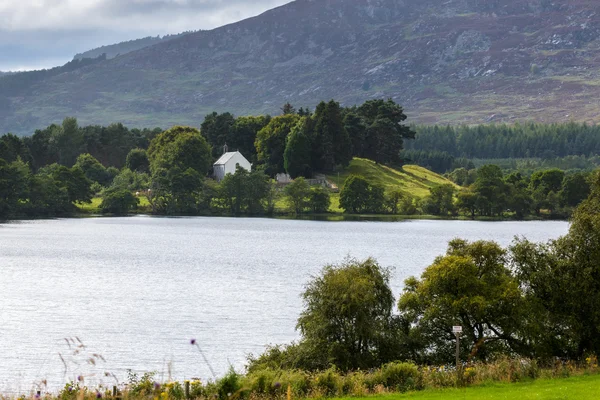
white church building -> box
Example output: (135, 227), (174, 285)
(213, 147), (252, 182)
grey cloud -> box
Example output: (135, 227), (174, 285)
(0, 0), (291, 70)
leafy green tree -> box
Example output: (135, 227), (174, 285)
(53, 117), (85, 166)
(38, 164), (93, 204)
(399, 240), (526, 363)
(308, 186), (331, 213)
(255, 114), (300, 177)
(148, 126), (212, 176)
(456, 189), (478, 218)
(283, 177), (311, 214)
(218, 167), (270, 215)
(201, 112), (236, 158)
(385, 190), (403, 214)
(368, 184), (386, 214)
(281, 102), (296, 115)
(100, 189), (139, 215)
(284, 117), (313, 178)
(473, 165), (507, 216)
(110, 168), (150, 191)
(343, 112), (368, 158)
(339, 175), (370, 214)
(0, 134), (32, 164)
(148, 167), (203, 215)
(74, 153), (110, 185)
(25, 173), (71, 216)
(230, 115), (270, 161)
(297, 258), (398, 370)
(0, 158), (30, 218)
(422, 184), (455, 216)
(512, 172), (600, 358)
(125, 148), (150, 173)
(530, 169), (565, 195)
(312, 100), (352, 171)
(560, 171), (590, 207)
(357, 99), (415, 165)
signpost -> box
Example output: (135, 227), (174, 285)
(453, 326), (463, 386)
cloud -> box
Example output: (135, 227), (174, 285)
(0, 0), (292, 70)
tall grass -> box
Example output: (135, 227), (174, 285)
(14, 357), (600, 400)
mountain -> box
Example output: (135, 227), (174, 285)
(72, 33), (195, 61)
(2, 0), (600, 135)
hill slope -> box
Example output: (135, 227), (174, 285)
(3, 0), (600, 134)
(325, 158), (458, 212)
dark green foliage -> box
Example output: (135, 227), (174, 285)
(216, 368), (242, 400)
(100, 189), (139, 215)
(399, 239), (526, 363)
(200, 112), (236, 158)
(230, 115), (270, 162)
(37, 164), (93, 204)
(560, 171), (591, 207)
(74, 153), (110, 185)
(339, 175), (384, 214)
(218, 167), (271, 215)
(255, 114), (301, 176)
(308, 186), (331, 213)
(148, 126), (212, 176)
(283, 177), (311, 214)
(312, 100), (352, 171)
(411, 122), (600, 159)
(0, 133), (32, 164)
(125, 148), (150, 173)
(297, 258), (399, 371)
(422, 184), (456, 216)
(401, 150), (475, 173)
(0, 158), (30, 219)
(284, 117), (313, 178)
(355, 99), (416, 165)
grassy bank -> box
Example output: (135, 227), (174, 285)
(340, 374), (600, 400)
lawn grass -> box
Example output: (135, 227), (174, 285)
(76, 196), (151, 214)
(336, 374), (600, 400)
(325, 158), (459, 200)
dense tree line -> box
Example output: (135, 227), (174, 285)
(422, 165), (591, 219)
(249, 178), (600, 371)
(410, 122), (600, 160)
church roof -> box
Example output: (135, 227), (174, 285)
(214, 151), (242, 166)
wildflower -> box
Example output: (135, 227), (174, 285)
(77, 376), (84, 382)
(34, 394), (40, 399)
(154, 382), (161, 390)
(96, 392), (102, 399)
(190, 339), (196, 345)
(273, 382), (281, 389)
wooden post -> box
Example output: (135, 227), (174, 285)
(452, 325), (463, 387)
(112, 386), (117, 398)
(287, 384), (291, 400)
(185, 381), (190, 399)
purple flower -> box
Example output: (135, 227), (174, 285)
(154, 382), (161, 390)
(35, 394), (41, 399)
(190, 339), (196, 345)
(96, 392), (102, 399)
(273, 382), (281, 389)
(77, 376), (84, 382)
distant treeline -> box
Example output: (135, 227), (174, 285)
(410, 122), (600, 159)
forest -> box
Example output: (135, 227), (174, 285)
(0, 99), (598, 219)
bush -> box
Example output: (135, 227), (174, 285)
(308, 186), (331, 213)
(380, 362), (422, 392)
(314, 367), (341, 397)
(100, 189), (139, 215)
(216, 368), (243, 400)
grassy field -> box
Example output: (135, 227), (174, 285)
(338, 374), (600, 400)
(325, 158), (458, 213)
(76, 196), (151, 214)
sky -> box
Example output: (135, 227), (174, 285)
(0, 0), (292, 71)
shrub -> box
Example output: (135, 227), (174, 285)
(216, 368), (243, 400)
(100, 188), (139, 215)
(314, 367), (341, 397)
(380, 362), (422, 392)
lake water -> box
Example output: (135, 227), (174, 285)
(0, 217), (569, 393)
